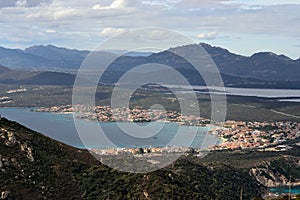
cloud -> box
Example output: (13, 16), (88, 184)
(0, 0), (299, 59)
(224, 0), (300, 6)
(0, 0), (52, 8)
(26, 7), (79, 20)
(197, 32), (217, 40)
(44, 29), (56, 33)
(93, 0), (133, 10)
(99, 27), (127, 38)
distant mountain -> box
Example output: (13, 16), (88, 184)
(104, 49), (153, 57)
(0, 68), (75, 85)
(102, 43), (300, 84)
(0, 43), (300, 88)
(0, 46), (53, 69)
(25, 45), (89, 61)
(0, 65), (12, 74)
(162, 43), (300, 82)
(24, 45), (89, 69)
(199, 43), (300, 82)
(0, 45), (115, 70)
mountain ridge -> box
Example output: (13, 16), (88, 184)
(0, 43), (300, 87)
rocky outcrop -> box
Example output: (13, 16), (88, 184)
(1, 127), (17, 146)
(250, 166), (289, 187)
(1, 126), (34, 162)
(20, 143), (34, 162)
(250, 159), (300, 187)
(0, 191), (9, 199)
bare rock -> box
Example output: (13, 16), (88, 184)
(5, 132), (17, 146)
(20, 143), (34, 162)
(1, 191), (9, 199)
(27, 147), (34, 162)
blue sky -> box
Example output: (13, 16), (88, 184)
(0, 0), (299, 59)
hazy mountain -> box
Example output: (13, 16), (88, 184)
(0, 46), (54, 69)
(104, 49), (153, 57)
(0, 45), (115, 70)
(0, 65), (12, 74)
(0, 69), (75, 85)
(24, 45), (89, 69)
(0, 43), (300, 87)
(199, 43), (300, 81)
(103, 43), (300, 83)
(25, 45), (89, 61)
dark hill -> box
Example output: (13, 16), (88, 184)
(18, 71), (75, 85)
(0, 43), (300, 88)
(25, 45), (90, 69)
(0, 46), (54, 69)
(25, 45), (89, 61)
(0, 117), (264, 199)
(0, 65), (11, 74)
(0, 69), (75, 85)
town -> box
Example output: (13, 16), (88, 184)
(35, 105), (300, 154)
(210, 120), (300, 150)
(35, 105), (210, 125)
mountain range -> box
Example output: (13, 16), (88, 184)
(0, 44), (299, 88)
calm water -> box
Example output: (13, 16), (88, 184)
(166, 85), (300, 100)
(270, 186), (300, 194)
(0, 107), (218, 149)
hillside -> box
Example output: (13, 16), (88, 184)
(0, 117), (266, 199)
(0, 70), (75, 85)
(0, 65), (11, 74)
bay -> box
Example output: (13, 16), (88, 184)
(0, 107), (218, 149)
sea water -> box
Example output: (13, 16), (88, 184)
(0, 107), (218, 149)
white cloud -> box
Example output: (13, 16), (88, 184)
(44, 29), (56, 33)
(224, 0), (300, 6)
(0, 0), (299, 58)
(52, 8), (78, 20)
(15, 0), (27, 7)
(26, 6), (80, 21)
(197, 32), (217, 40)
(93, 0), (129, 10)
(99, 27), (127, 37)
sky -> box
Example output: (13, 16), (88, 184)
(0, 0), (300, 59)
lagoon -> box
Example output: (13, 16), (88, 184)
(166, 85), (300, 99)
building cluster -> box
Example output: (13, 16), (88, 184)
(210, 121), (300, 150)
(0, 97), (12, 104)
(90, 146), (193, 156)
(35, 105), (300, 152)
(35, 105), (210, 125)
(6, 86), (27, 94)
